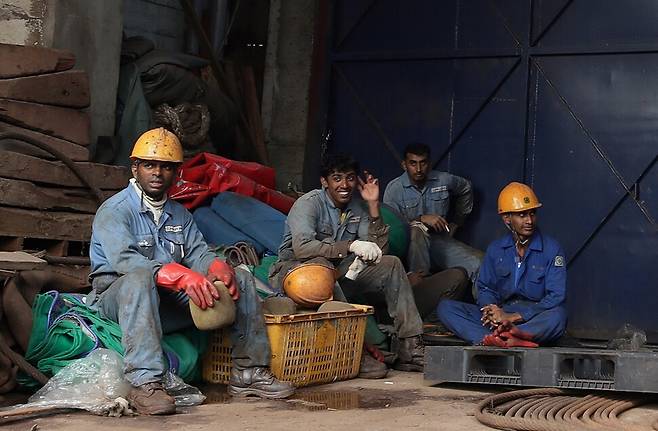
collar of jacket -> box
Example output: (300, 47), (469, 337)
(500, 229), (544, 252)
(125, 184), (175, 217)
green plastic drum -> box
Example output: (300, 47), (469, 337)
(380, 204), (409, 259)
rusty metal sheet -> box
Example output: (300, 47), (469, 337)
(0, 151), (129, 190)
(0, 99), (89, 146)
(0, 70), (90, 108)
(0, 121), (89, 160)
(0, 43), (75, 79)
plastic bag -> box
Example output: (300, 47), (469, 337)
(163, 370), (205, 407)
(607, 323), (647, 351)
(5, 349), (132, 417)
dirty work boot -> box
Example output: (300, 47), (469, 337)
(228, 367), (295, 399)
(127, 382), (176, 415)
(358, 353), (389, 379)
(395, 335), (425, 372)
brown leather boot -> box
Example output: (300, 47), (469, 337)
(128, 382), (176, 415)
(394, 335), (425, 372)
(358, 353), (389, 379)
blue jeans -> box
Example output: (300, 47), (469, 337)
(407, 226), (483, 285)
(436, 299), (567, 345)
(87, 267), (270, 386)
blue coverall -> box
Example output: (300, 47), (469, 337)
(87, 186), (270, 386)
(383, 170), (483, 283)
(437, 230), (567, 345)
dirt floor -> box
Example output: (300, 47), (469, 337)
(2, 371), (658, 430)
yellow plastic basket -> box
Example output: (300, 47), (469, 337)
(202, 304), (373, 387)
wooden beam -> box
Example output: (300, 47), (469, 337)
(0, 70), (90, 108)
(0, 122), (89, 160)
(0, 151), (129, 189)
(0, 43), (75, 79)
(0, 178), (116, 213)
(0, 251), (47, 271)
(0, 99), (89, 146)
(0, 207), (93, 241)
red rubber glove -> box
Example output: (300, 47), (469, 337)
(207, 259), (239, 301)
(157, 262), (219, 309)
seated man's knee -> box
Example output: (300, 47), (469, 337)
(379, 255), (403, 269)
(124, 268), (156, 289)
(436, 299), (460, 319)
(409, 226), (427, 242)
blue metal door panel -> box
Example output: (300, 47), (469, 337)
(322, 0), (658, 341)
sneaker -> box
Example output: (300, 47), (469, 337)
(228, 367), (295, 399)
(394, 335), (425, 372)
(127, 382), (176, 415)
(358, 353), (389, 379)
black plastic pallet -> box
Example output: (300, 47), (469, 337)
(425, 345), (658, 393)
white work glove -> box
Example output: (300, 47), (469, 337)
(345, 257), (367, 280)
(349, 240), (382, 264)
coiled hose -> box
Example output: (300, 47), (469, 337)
(476, 388), (658, 431)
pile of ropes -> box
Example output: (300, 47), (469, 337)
(476, 388), (658, 430)
(223, 241), (260, 267)
(153, 102), (210, 149)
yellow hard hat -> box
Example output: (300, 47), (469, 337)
(497, 182), (542, 214)
(189, 281), (236, 330)
(282, 263), (335, 308)
(130, 127), (183, 163)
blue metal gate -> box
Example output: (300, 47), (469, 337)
(318, 0), (658, 341)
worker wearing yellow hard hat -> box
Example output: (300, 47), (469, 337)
(437, 182), (568, 348)
(88, 128), (294, 415)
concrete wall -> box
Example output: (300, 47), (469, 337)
(262, 0), (318, 190)
(0, 0), (122, 148)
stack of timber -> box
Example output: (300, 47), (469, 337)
(0, 43), (130, 257)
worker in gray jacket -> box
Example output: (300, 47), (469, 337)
(384, 143), (483, 290)
(269, 154), (425, 375)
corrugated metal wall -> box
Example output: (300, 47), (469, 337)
(322, 0), (658, 341)
(123, 0), (186, 52)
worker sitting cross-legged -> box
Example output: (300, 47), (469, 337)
(86, 128), (293, 416)
(437, 182), (567, 347)
(269, 154), (425, 377)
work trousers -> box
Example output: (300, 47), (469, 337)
(437, 299), (567, 345)
(274, 255), (424, 339)
(407, 226), (484, 285)
(88, 267), (270, 386)
(411, 268), (469, 320)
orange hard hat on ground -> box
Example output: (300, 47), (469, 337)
(130, 127), (183, 163)
(497, 182), (542, 214)
(282, 263), (335, 308)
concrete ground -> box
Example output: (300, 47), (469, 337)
(2, 371), (658, 430)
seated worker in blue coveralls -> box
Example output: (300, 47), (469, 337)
(269, 153), (425, 377)
(87, 128), (293, 416)
(437, 182), (567, 347)
(383, 143), (483, 288)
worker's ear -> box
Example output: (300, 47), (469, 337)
(320, 176), (328, 189)
(401, 160), (407, 171)
(501, 213), (511, 226)
(131, 162), (138, 178)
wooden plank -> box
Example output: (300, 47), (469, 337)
(0, 43), (75, 79)
(0, 236), (23, 252)
(0, 251), (47, 271)
(0, 71), (90, 108)
(0, 151), (129, 189)
(0, 99), (89, 146)
(0, 207), (92, 241)
(0, 178), (114, 213)
(0, 122), (89, 160)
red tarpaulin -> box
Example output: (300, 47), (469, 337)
(169, 152), (295, 214)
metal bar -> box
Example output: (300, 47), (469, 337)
(534, 60), (655, 224)
(530, 0), (574, 47)
(332, 50), (521, 62)
(433, 57), (522, 167)
(334, 0), (379, 51)
(531, 45), (658, 56)
(568, 155), (657, 265)
(486, 0), (522, 49)
(333, 64), (402, 164)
